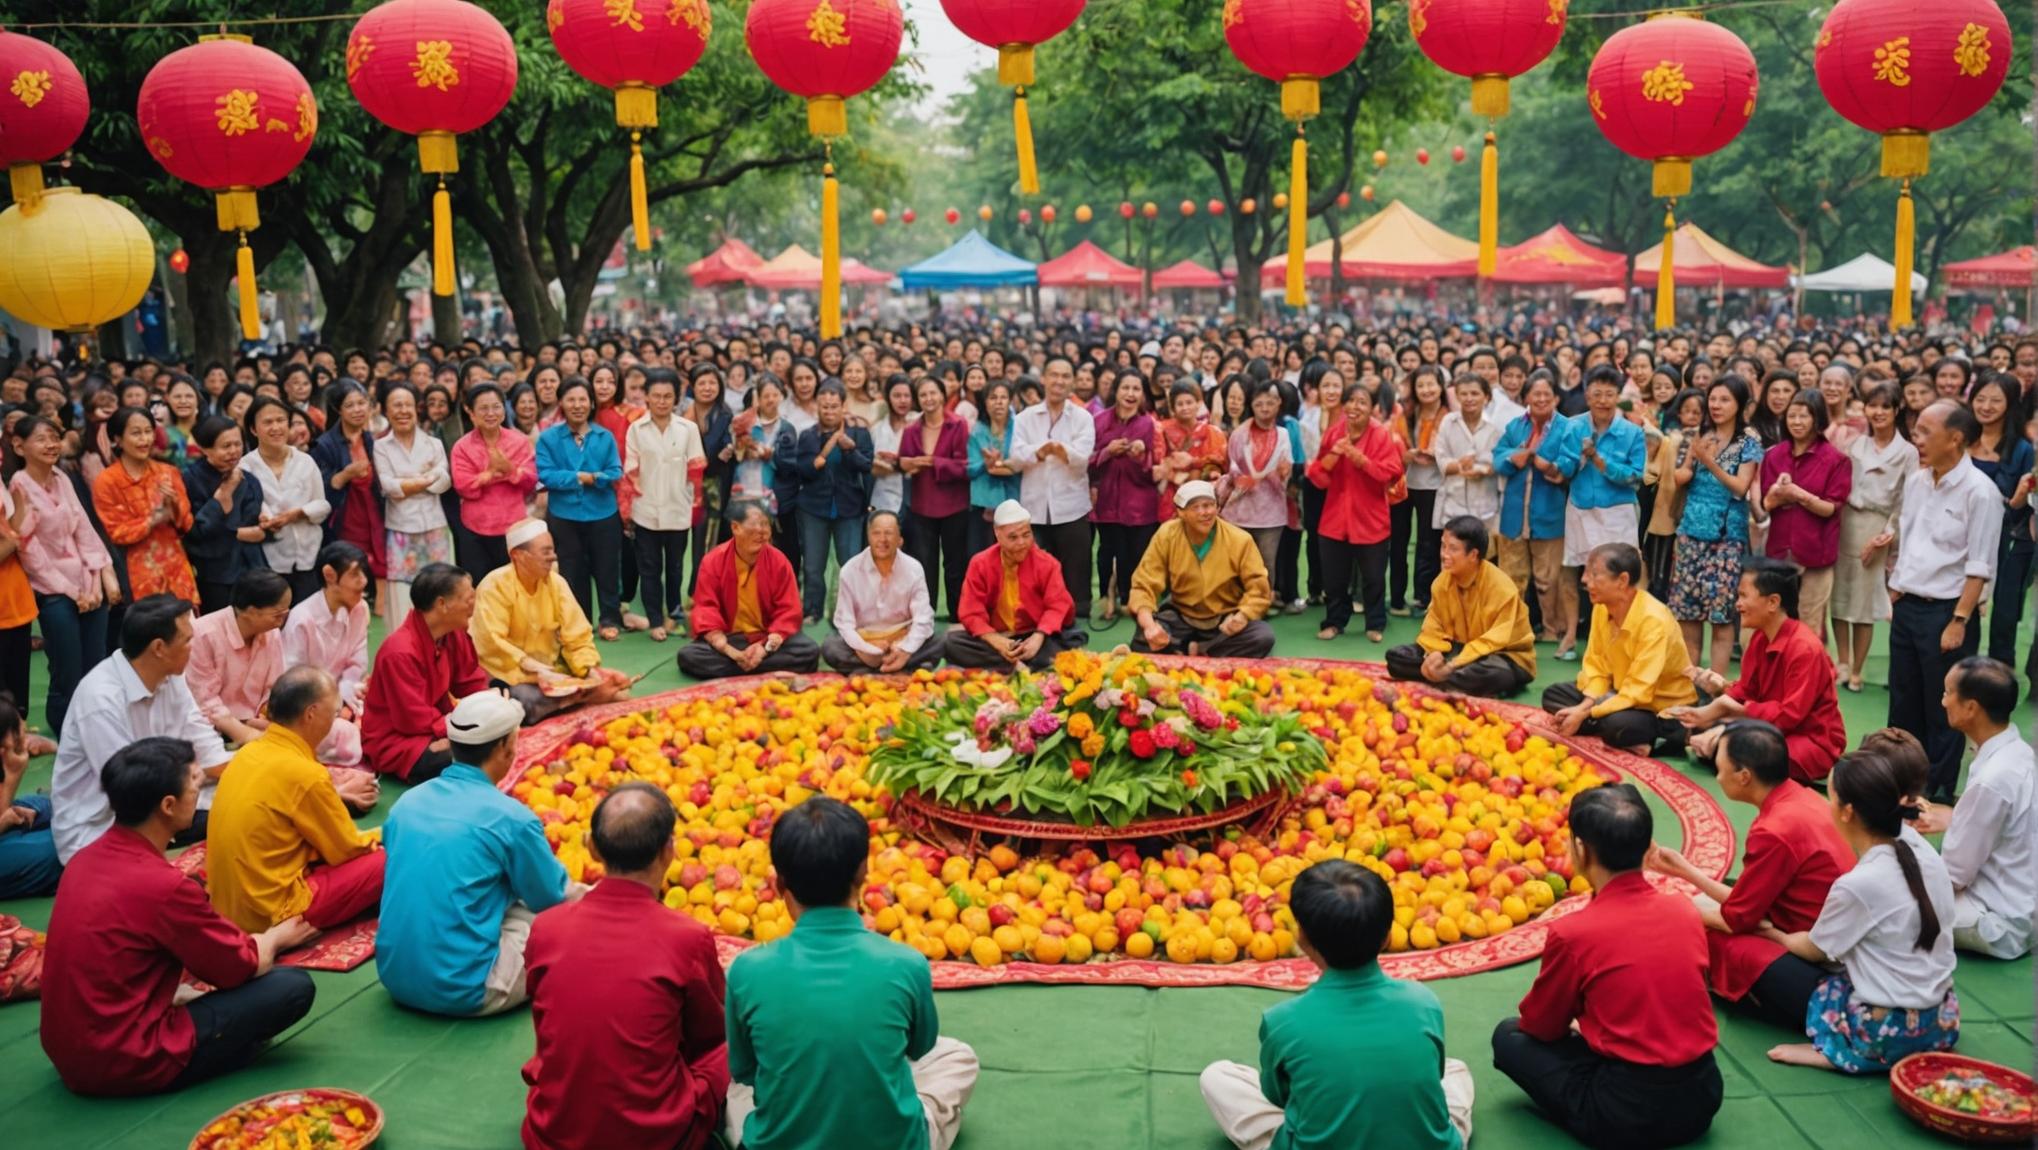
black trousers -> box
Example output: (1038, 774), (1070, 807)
(1492, 1017), (1722, 1150)
(1541, 682), (1689, 754)
(1302, 484), (1327, 599)
(675, 633), (822, 680)
(548, 514), (624, 629)
(1095, 521), (1158, 611)
(945, 628), (1088, 671)
(908, 510), (970, 620)
(1391, 489), (1440, 609)
(1986, 540), (2034, 665)
(1745, 952), (1825, 1035)
(1129, 608), (1276, 659)
(1888, 594), (1979, 798)
(406, 743), (455, 784)
(634, 526), (690, 627)
(1385, 643), (1533, 698)
(1275, 525), (1302, 604)
(165, 969), (317, 1093)
(0, 623), (28, 723)
(617, 528), (640, 613)
(1035, 517), (1094, 619)
(470, 531), (510, 579)
(1319, 538), (1388, 634)
(821, 632), (946, 673)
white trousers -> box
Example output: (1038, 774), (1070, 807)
(1200, 1057), (1475, 1150)
(473, 904), (535, 1016)
(1954, 890), (2033, 960)
(724, 1036), (979, 1150)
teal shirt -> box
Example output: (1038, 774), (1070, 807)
(726, 906), (938, 1150)
(1258, 964), (1461, 1150)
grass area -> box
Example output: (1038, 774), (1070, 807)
(0, 603), (2030, 1150)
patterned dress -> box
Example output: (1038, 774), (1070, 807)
(1669, 430), (1762, 625)
(90, 459), (198, 602)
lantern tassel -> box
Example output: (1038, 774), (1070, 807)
(1478, 131), (1498, 279)
(1470, 75), (1510, 119)
(1013, 89), (1040, 196)
(1286, 132), (1307, 309)
(432, 177), (454, 298)
(1882, 130), (1929, 180)
(999, 45), (1036, 87)
(1655, 204), (1676, 331)
(1892, 179), (1915, 329)
(630, 132), (651, 253)
(9, 164), (47, 210)
(820, 160), (841, 340)
(236, 235), (261, 344)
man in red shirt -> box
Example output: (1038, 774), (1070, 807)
(1669, 557), (1846, 782)
(40, 736), (317, 1096)
(1492, 783), (1722, 1150)
(948, 500), (1087, 671)
(522, 783), (727, 1150)
(677, 501), (821, 680)
(362, 563), (490, 782)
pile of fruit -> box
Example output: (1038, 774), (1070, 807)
(191, 1089), (379, 1149)
(1915, 1070), (2034, 1121)
(511, 655), (1608, 965)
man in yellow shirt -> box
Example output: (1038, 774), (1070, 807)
(205, 666), (384, 934)
(1387, 516), (1536, 697)
(471, 520), (633, 724)
(1540, 542), (1697, 755)
(1128, 481), (1276, 659)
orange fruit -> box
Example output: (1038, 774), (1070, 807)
(1210, 938), (1239, 964)
(1125, 931), (1156, 959)
(1165, 933), (1199, 964)
(1247, 931), (1279, 962)
(1032, 935), (1067, 965)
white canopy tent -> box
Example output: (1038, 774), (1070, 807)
(1795, 253), (1927, 294)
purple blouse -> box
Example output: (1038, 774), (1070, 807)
(1089, 408), (1162, 526)
(907, 416), (973, 520)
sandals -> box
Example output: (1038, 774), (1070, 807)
(1317, 627), (1340, 641)
(598, 626), (621, 642)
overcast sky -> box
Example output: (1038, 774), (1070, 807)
(901, 0), (986, 119)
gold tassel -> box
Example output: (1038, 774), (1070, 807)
(1655, 204), (1676, 331)
(1286, 133), (1307, 309)
(215, 188), (260, 234)
(8, 163), (44, 209)
(998, 44), (1035, 88)
(236, 234), (261, 343)
(1478, 131), (1498, 279)
(630, 132), (651, 252)
(807, 96), (846, 139)
(820, 160), (841, 339)
(1470, 75), (1510, 119)
(1892, 179), (1915, 329)
(1882, 131), (1929, 180)
(418, 132), (458, 175)
(615, 83), (658, 130)
(1281, 78), (1320, 122)
(1013, 89), (1039, 196)
(1652, 158), (1691, 199)
(432, 177), (454, 298)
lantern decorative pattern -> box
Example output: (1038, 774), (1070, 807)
(746, 0), (904, 339)
(0, 30), (89, 209)
(347, 0), (519, 297)
(138, 35), (317, 342)
(549, 0), (712, 253)
(1588, 15), (1757, 328)
(0, 188), (155, 334)
(939, 0), (1085, 195)
(1816, 0), (2009, 326)
(1223, 0), (1373, 307)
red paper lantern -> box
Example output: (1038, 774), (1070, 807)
(1141, 201), (1158, 219)
(348, 0), (519, 297)
(1452, 144), (1467, 162)
(1372, 148), (1389, 167)
(945, 207), (961, 224)
(1360, 184), (1375, 201)
(1180, 200), (1197, 217)
(902, 208), (916, 224)
(1119, 201), (1135, 219)
(0, 30), (89, 208)
(1240, 197), (1257, 215)
(1416, 147), (1430, 164)
(940, 0), (1085, 194)
(1408, 0), (1566, 118)
(1336, 190), (1351, 208)
(1018, 207), (1033, 225)
(169, 248), (191, 274)
(1041, 204), (1058, 223)
(1208, 199), (1226, 216)
(1075, 204), (1093, 222)
(872, 208), (888, 225)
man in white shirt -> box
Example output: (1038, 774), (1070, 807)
(1887, 400), (2001, 800)
(51, 594), (232, 862)
(1920, 657), (2035, 959)
(1007, 356), (1096, 621)
(823, 511), (943, 674)
(626, 368), (707, 638)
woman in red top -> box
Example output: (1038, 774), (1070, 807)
(91, 407), (198, 606)
(900, 377), (972, 619)
(1151, 382), (1227, 510)
(1308, 383), (1406, 642)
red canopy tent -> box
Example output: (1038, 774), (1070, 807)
(1492, 224), (1626, 288)
(745, 245), (891, 290)
(686, 238), (764, 288)
(1943, 246), (2036, 290)
(1152, 259), (1229, 290)
(1037, 240), (1142, 289)
(1630, 222), (1788, 289)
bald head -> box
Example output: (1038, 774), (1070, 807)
(590, 782), (677, 876)
(268, 664), (338, 748)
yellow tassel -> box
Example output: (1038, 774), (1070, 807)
(7, 164), (44, 209)
(630, 133), (651, 253)
(1881, 131), (1929, 180)
(615, 83), (658, 130)
(998, 44), (1036, 88)
(1892, 180), (1916, 329)
(1652, 158), (1691, 199)
(1014, 90), (1040, 196)
(1478, 131), (1498, 279)
(820, 162), (841, 339)
(1470, 75), (1510, 119)
(807, 96), (846, 139)
(433, 178), (454, 297)
(1286, 134), (1307, 309)
(215, 188), (260, 234)
(1281, 78), (1320, 123)
(236, 235), (261, 343)
(1655, 204), (1676, 331)
(418, 132), (458, 175)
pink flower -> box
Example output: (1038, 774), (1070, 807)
(1028, 707), (1063, 737)
(1151, 723), (1180, 751)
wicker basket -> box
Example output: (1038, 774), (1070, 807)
(189, 1087), (383, 1150)
(1890, 1052), (2035, 1144)
(891, 787), (1291, 850)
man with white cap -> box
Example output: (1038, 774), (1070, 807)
(678, 501), (823, 679)
(469, 519), (633, 725)
(948, 499), (1087, 671)
(376, 690), (586, 1017)
(823, 510), (944, 674)
(1126, 480), (1276, 659)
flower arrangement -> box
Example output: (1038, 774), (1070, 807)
(866, 649), (1328, 826)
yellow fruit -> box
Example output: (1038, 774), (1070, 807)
(1210, 938), (1239, 964)
(1388, 922), (1409, 952)
(1092, 926), (1120, 953)
(1125, 931), (1156, 959)
(1501, 895), (1529, 924)
(873, 907), (901, 934)
(1165, 933), (1199, 964)
(942, 924), (974, 958)
(1434, 917), (1462, 944)
(1247, 932), (1279, 962)
(992, 925), (1025, 954)
(1032, 935), (1067, 965)
(1064, 934), (1094, 963)
(1410, 923), (1438, 949)
(969, 936), (1003, 967)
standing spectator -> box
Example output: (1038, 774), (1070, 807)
(1555, 369), (1648, 647)
(1151, 381), (1226, 512)
(901, 376), (972, 620)
(180, 416), (268, 615)
(1965, 375), (2034, 664)
(1298, 366), (1345, 611)
(1645, 389), (1704, 603)
(780, 384), (873, 624)
(238, 397), (328, 605)
(1309, 383), (1406, 644)
(626, 369), (706, 642)
(965, 380), (1020, 560)
(868, 375), (916, 520)
(1009, 357), (1097, 622)
(1392, 364), (1448, 616)
(373, 383), (453, 629)
(683, 366), (735, 591)
(1225, 379), (1294, 578)
(536, 379), (626, 641)
(1493, 375), (1572, 655)
(1831, 383), (1915, 693)
(11, 416), (116, 740)
(93, 404), (199, 608)
(731, 374), (798, 583)
(1669, 377), (1762, 677)
(450, 385), (539, 576)
(1089, 373), (1159, 628)
(311, 382), (387, 610)
(1432, 374), (1501, 534)
(1760, 391), (1851, 644)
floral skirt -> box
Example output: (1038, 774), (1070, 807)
(386, 526), (453, 583)
(1668, 535), (1746, 625)
(1807, 973), (1959, 1074)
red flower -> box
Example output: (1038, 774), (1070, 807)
(1224, 717), (1239, 731)
(1117, 709), (1141, 728)
(1129, 730), (1156, 759)
(1182, 769), (1199, 788)
(1070, 759), (1092, 781)
(1179, 740), (1197, 758)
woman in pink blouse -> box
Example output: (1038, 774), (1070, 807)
(450, 384), (539, 576)
(9, 416), (117, 738)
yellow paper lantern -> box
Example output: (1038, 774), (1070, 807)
(0, 188), (155, 331)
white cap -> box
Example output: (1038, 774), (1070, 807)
(1174, 479), (1217, 509)
(446, 690), (524, 745)
(992, 499), (1032, 527)
(505, 518), (549, 550)
(1138, 341), (1162, 359)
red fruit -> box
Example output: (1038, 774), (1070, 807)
(717, 831), (743, 849)
(988, 904), (1016, 927)
(552, 780), (576, 796)
(1503, 866), (1532, 885)
(1336, 702), (1359, 722)
(1115, 908), (1145, 937)
(1514, 824), (1537, 845)
(1461, 849), (1485, 870)
(538, 809), (565, 825)
(1465, 829), (1495, 853)
(679, 863), (708, 888)
(1392, 713), (1409, 734)
(1215, 840), (1240, 861)
(1383, 848), (1411, 873)
(863, 887), (890, 911)
(1144, 877), (1169, 900)
(1183, 888), (1211, 910)
(688, 782), (713, 806)
(1042, 919), (1075, 937)
(1251, 911), (1277, 934)
(1087, 870), (1115, 895)
(588, 731), (608, 749)
(1421, 858), (1450, 878)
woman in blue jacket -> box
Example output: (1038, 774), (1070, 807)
(1492, 373), (1575, 656)
(535, 377), (625, 638)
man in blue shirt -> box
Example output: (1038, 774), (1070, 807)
(376, 691), (582, 1016)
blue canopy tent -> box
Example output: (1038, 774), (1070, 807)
(898, 230), (1038, 291)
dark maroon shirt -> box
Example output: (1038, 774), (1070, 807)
(1089, 408), (1161, 526)
(905, 416), (972, 520)
(1761, 438), (1852, 569)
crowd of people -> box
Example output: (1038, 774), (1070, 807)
(1, 311), (2035, 1149)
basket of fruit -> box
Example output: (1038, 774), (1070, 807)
(190, 1087), (383, 1149)
(1891, 1053), (2035, 1144)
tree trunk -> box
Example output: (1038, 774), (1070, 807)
(183, 234), (239, 365)
(1326, 208), (1346, 306)
(1232, 218), (1263, 325)
(431, 290), (463, 344)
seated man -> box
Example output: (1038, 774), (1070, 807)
(678, 501), (823, 680)
(948, 500), (1087, 671)
(205, 666), (385, 935)
(522, 784), (728, 1150)
(41, 737), (316, 1096)
(1645, 720), (1853, 1032)
(725, 796), (978, 1150)
(0, 694), (59, 898)
(1920, 657), (2035, 959)
(280, 542), (372, 744)
(1201, 859), (1473, 1150)
(1386, 515), (1536, 697)
(1540, 542), (1696, 755)
(51, 594), (231, 861)
(361, 563), (489, 782)
(377, 691), (584, 1016)
(470, 520), (633, 725)
(188, 568), (367, 775)
(1128, 480), (1277, 660)
(824, 510), (943, 674)
(1492, 784), (1723, 1150)
(1668, 558), (1844, 783)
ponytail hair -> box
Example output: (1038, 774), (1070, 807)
(1831, 749), (1942, 952)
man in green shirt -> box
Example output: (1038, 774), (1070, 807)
(723, 797), (978, 1150)
(1200, 860), (1473, 1150)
